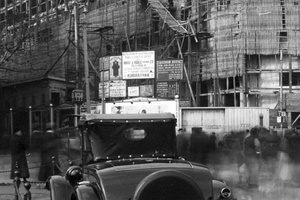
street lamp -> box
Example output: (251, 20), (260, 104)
(65, 1), (89, 121)
(280, 49), (283, 135)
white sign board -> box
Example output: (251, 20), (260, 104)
(110, 56), (122, 80)
(109, 80), (126, 98)
(100, 70), (110, 82)
(80, 104), (102, 114)
(99, 81), (109, 98)
(99, 56), (110, 71)
(105, 100), (177, 117)
(122, 51), (155, 79)
(128, 86), (139, 97)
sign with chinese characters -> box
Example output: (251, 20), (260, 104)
(72, 89), (84, 103)
(100, 70), (110, 82)
(110, 56), (122, 80)
(156, 81), (179, 98)
(99, 56), (110, 71)
(122, 51), (155, 79)
(109, 80), (126, 98)
(156, 59), (183, 81)
(99, 82), (109, 99)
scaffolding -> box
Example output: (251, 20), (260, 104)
(196, 0), (300, 80)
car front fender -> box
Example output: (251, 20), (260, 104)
(48, 175), (75, 200)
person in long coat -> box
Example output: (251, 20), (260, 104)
(243, 127), (261, 188)
(10, 128), (30, 182)
(188, 127), (209, 164)
(176, 128), (190, 160)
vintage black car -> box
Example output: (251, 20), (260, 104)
(47, 113), (234, 200)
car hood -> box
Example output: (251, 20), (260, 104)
(83, 158), (213, 200)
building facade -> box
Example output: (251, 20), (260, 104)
(1, 0), (300, 141)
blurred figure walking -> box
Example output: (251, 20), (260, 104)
(243, 127), (261, 188)
(277, 129), (294, 185)
(176, 128), (190, 160)
(10, 128), (30, 183)
(188, 127), (209, 164)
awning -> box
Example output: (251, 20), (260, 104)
(148, 0), (188, 34)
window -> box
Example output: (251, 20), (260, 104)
(32, 95), (36, 106)
(0, 1), (4, 8)
(31, 0), (38, 16)
(37, 28), (53, 43)
(282, 72), (300, 86)
(51, 92), (60, 106)
(41, 93), (46, 104)
(5, 101), (10, 109)
(22, 96), (26, 107)
(228, 77), (240, 89)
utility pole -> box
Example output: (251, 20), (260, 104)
(74, 2), (80, 124)
(280, 49), (283, 135)
(83, 23), (91, 113)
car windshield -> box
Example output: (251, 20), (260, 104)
(86, 121), (177, 161)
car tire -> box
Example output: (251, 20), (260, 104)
(132, 170), (205, 200)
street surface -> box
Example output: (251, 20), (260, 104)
(1, 149), (300, 200)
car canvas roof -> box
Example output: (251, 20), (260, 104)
(78, 113), (176, 125)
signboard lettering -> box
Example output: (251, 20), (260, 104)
(156, 81), (179, 98)
(156, 59), (183, 81)
(122, 51), (155, 79)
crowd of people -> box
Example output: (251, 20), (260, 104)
(176, 127), (217, 165)
(176, 126), (300, 189)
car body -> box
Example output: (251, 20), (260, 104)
(47, 113), (235, 200)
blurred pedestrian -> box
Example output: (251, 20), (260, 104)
(287, 129), (300, 186)
(260, 129), (280, 177)
(277, 129), (295, 185)
(208, 132), (217, 152)
(188, 127), (209, 164)
(176, 128), (190, 160)
(243, 127), (261, 188)
(10, 128), (30, 183)
(225, 131), (235, 150)
(232, 130), (247, 184)
(38, 131), (61, 181)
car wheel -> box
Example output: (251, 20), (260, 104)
(132, 170), (205, 200)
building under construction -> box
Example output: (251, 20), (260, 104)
(0, 0), (300, 137)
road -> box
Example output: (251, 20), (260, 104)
(1, 149), (300, 200)
(206, 150), (300, 200)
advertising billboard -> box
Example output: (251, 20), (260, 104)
(156, 59), (183, 81)
(122, 51), (155, 79)
(110, 56), (122, 80)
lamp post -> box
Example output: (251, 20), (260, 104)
(74, 2), (80, 120)
(29, 106), (32, 148)
(10, 108), (13, 136)
(66, 1), (89, 120)
(280, 49), (283, 135)
(83, 21), (90, 113)
(99, 61), (106, 114)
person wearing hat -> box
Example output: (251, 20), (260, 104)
(243, 126), (261, 188)
(188, 127), (209, 164)
(176, 128), (190, 160)
(10, 128), (30, 183)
